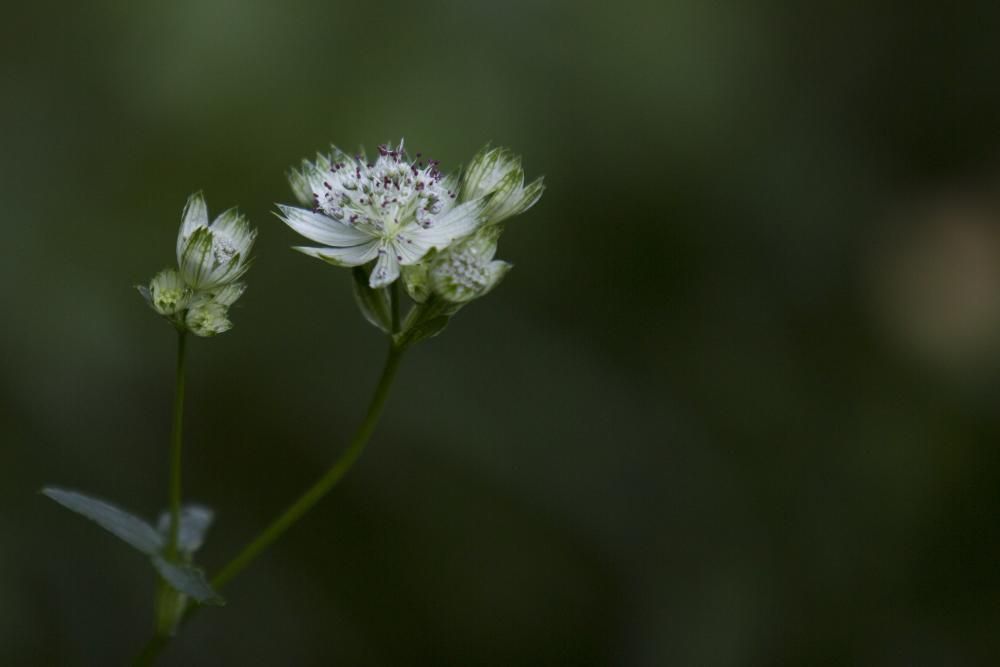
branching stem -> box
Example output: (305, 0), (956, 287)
(134, 298), (407, 665)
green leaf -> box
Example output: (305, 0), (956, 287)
(152, 557), (225, 606)
(44, 488), (224, 608)
(157, 505), (214, 557)
(352, 266), (392, 332)
(42, 487), (163, 555)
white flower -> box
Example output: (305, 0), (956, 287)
(429, 226), (511, 303)
(139, 193), (254, 336)
(459, 145), (545, 225)
(279, 140), (487, 288)
(185, 296), (232, 337)
(177, 193), (256, 290)
(139, 268), (190, 316)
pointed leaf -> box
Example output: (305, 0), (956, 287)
(42, 487), (163, 555)
(152, 557), (225, 606)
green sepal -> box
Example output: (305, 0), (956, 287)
(398, 315), (450, 346)
(401, 262), (431, 304)
(394, 296), (463, 348)
(352, 266), (392, 332)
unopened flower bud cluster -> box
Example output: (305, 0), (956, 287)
(138, 193), (256, 337)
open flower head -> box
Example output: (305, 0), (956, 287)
(280, 140), (488, 288)
(177, 193), (256, 290)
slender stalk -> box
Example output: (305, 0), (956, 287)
(168, 331), (187, 556)
(390, 281), (401, 334)
(212, 340), (404, 589)
(133, 636), (169, 666)
(152, 331), (188, 641)
(133, 338), (406, 665)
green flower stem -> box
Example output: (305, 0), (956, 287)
(133, 635), (169, 666)
(211, 339), (404, 589)
(133, 337), (406, 666)
(168, 330), (187, 556)
(390, 281), (401, 334)
(153, 330), (188, 639)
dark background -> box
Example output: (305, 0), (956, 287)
(4, 1), (1000, 664)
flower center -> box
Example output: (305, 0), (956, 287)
(154, 288), (184, 312)
(312, 142), (457, 235)
(436, 246), (490, 293)
(211, 235), (237, 264)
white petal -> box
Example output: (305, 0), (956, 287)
(177, 192), (209, 258)
(179, 229), (213, 288)
(415, 199), (485, 250)
(211, 208), (257, 257)
(492, 177), (545, 222)
(277, 205), (373, 247)
(392, 234), (432, 264)
(211, 282), (246, 306)
(436, 171), (462, 216)
(203, 254), (250, 290)
(369, 246), (401, 288)
(293, 241), (380, 267)
(482, 259), (512, 295)
(459, 145), (524, 201)
(289, 154), (333, 206)
(183, 192), (209, 228)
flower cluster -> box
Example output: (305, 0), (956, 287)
(138, 193), (256, 337)
(47, 138), (544, 658)
(280, 140), (543, 314)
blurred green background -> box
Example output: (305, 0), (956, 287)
(5, 0), (1000, 664)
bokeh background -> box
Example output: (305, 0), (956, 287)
(4, 1), (1000, 664)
